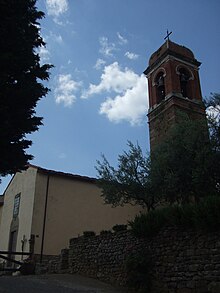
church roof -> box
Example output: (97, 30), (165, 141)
(2, 165), (97, 196)
(144, 40), (201, 75)
(29, 164), (97, 183)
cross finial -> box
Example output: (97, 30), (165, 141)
(164, 29), (172, 41)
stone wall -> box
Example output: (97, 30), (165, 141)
(35, 250), (68, 275)
(37, 227), (220, 293)
(149, 227), (220, 293)
(69, 230), (144, 285)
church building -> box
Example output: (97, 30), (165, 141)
(0, 165), (141, 260)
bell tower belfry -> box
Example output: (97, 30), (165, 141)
(144, 38), (206, 149)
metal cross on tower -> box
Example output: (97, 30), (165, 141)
(164, 30), (172, 41)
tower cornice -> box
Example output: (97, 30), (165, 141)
(145, 54), (200, 78)
(144, 48), (201, 76)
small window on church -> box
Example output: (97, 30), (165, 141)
(13, 193), (21, 218)
(155, 72), (165, 103)
(179, 68), (190, 98)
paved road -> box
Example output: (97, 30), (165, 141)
(0, 274), (126, 293)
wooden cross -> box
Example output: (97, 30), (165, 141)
(164, 30), (172, 41)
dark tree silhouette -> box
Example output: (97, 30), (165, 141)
(0, 0), (53, 178)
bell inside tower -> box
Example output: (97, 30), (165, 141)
(155, 72), (165, 103)
(179, 68), (190, 98)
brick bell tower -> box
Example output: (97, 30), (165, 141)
(144, 35), (206, 149)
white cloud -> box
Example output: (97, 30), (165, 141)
(81, 62), (148, 125)
(55, 74), (82, 107)
(125, 51), (139, 60)
(46, 0), (68, 17)
(100, 75), (148, 125)
(99, 37), (116, 57)
(82, 62), (138, 99)
(94, 58), (106, 70)
(117, 32), (128, 45)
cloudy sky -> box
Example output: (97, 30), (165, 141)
(1, 0), (220, 193)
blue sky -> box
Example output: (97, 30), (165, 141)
(1, 0), (220, 193)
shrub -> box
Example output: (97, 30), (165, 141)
(83, 231), (96, 237)
(168, 204), (195, 228)
(129, 208), (170, 238)
(130, 196), (220, 238)
(194, 196), (220, 231)
(100, 230), (112, 236)
(112, 224), (127, 233)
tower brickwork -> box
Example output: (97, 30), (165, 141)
(144, 40), (206, 149)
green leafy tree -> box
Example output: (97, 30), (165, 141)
(0, 0), (53, 178)
(96, 141), (159, 211)
(150, 113), (217, 205)
(96, 98), (220, 209)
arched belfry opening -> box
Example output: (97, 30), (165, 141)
(144, 38), (205, 149)
(177, 67), (192, 98)
(155, 71), (165, 103)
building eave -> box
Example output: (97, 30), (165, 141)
(29, 164), (97, 184)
